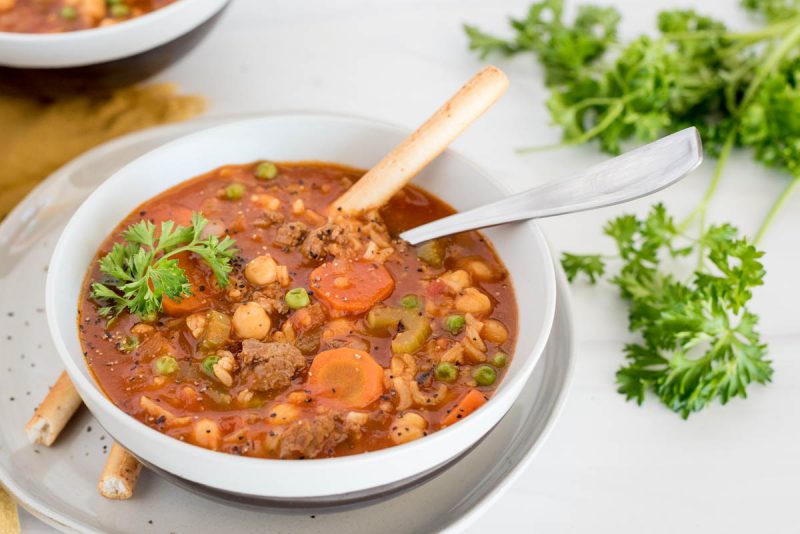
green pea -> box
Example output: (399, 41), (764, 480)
(285, 288), (311, 310)
(60, 6), (77, 19)
(491, 352), (508, 367)
(201, 355), (220, 377)
(443, 314), (465, 334)
(224, 183), (245, 200)
(399, 294), (420, 309)
(434, 362), (458, 383)
(472, 365), (497, 387)
(117, 335), (139, 353)
(110, 4), (130, 17)
(255, 161), (278, 180)
(153, 355), (178, 375)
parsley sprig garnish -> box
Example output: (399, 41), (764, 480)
(466, 0), (798, 417)
(91, 212), (237, 321)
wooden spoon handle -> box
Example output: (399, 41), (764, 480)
(334, 66), (509, 213)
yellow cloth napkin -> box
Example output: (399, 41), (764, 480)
(0, 83), (205, 219)
(0, 487), (19, 534)
(0, 83), (205, 529)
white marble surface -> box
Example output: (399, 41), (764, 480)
(20, 0), (800, 531)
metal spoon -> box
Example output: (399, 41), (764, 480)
(399, 127), (703, 245)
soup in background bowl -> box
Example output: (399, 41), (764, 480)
(0, 0), (178, 34)
(47, 114), (556, 499)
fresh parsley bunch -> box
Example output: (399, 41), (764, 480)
(467, 0), (800, 417)
(564, 205), (770, 418)
(91, 212), (237, 321)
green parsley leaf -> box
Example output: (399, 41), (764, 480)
(91, 212), (237, 321)
(561, 253), (605, 283)
(587, 205), (771, 418)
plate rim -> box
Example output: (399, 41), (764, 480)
(0, 114), (575, 533)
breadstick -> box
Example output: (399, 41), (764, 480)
(98, 443), (143, 500)
(334, 66), (509, 213)
(24, 371), (82, 446)
(0, 486), (19, 534)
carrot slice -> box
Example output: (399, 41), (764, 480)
(308, 347), (385, 409)
(442, 389), (487, 427)
(309, 259), (394, 315)
(161, 252), (209, 316)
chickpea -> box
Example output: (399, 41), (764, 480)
(244, 255), (278, 286)
(481, 319), (509, 344)
(193, 418), (221, 450)
(232, 301), (271, 340)
(250, 194), (281, 210)
(390, 412), (428, 445)
(269, 403), (300, 424)
(439, 270), (472, 293)
(460, 258), (498, 282)
(455, 287), (492, 316)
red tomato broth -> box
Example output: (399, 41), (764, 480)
(78, 161), (518, 459)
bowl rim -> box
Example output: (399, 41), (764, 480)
(0, 0), (229, 68)
(45, 111), (557, 495)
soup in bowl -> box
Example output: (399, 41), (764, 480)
(47, 114), (556, 499)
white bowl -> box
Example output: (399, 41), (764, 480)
(0, 0), (228, 68)
(46, 113), (556, 500)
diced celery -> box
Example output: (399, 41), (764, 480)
(391, 310), (432, 354)
(366, 307), (403, 334)
(416, 239), (445, 268)
(199, 311), (231, 351)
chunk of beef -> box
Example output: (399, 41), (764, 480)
(289, 303), (327, 354)
(289, 302), (327, 333)
(252, 292), (289, 316)
(274, 221), (309, 248)
(237, 340), (305, 392)
(254, 210), (285, 228)
(279, 413), (347, 459)
(301, 223), (348, 261)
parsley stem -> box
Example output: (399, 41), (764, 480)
(518, 99), (626, 153)
(661, 17), (800, 42)
(754, 176), (800, 244)
(679, 129), (736, 234)
(739, 23), (800, 112)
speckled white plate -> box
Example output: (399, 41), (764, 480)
(0, 116), (575, 534)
